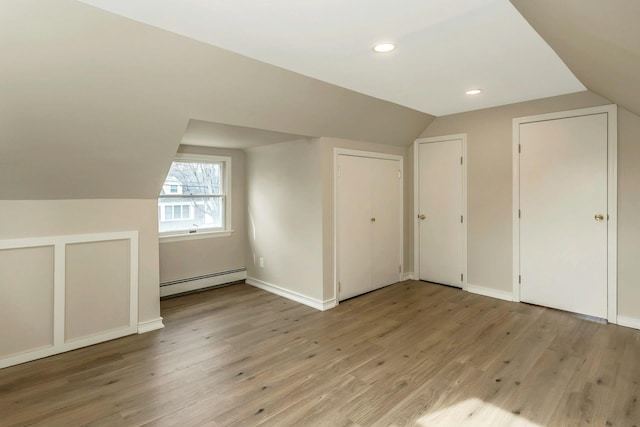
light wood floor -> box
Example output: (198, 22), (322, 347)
(1, 281), (640, 426)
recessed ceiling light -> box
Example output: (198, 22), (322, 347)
(373, 43), (395, 53)
(465, 89), (483, 95)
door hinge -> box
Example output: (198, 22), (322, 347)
(518, 209), (521, 219)
(460, 215), (464, 223)
(461, 273), (464, 281)
(518, 275), (521, 284)
(460, 156), (463, 165)
(398, 170), (401, 179)
(338, 282), (341, 293)
(518, 144), (521, 153)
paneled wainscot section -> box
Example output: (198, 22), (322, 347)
(0, 231), (139, 369)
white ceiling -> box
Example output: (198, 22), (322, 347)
(79, 0), (585, 116)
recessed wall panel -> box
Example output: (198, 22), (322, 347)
(65, 240), (130, 342)
(0, 246), (54, 357)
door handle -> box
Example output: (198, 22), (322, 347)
(594, 213), (605, 222)
(418, 214), (426, 220)
(370, 217), (376, 222)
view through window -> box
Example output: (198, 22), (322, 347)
(158, 156), (229, 235)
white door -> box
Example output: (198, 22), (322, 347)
(337, 154), (402, 301)
(338, 155), (373, 300)
(372, 158), (402, 288)
(519, 113), (608, 318)
(417, 139), (464, 287)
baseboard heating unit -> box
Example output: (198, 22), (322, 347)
(160, 268), (247, 297)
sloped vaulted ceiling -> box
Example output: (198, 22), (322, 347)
(78, 0), (588, 116)
(0, 0), (432, 200)
(510, 0), (640, 117)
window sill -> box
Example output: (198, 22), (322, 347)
(159, 230), (234, 243)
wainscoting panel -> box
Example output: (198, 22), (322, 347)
(65, 240), (132, 342)
(0, 246), (55, 358)
(0, 231), (138, 369)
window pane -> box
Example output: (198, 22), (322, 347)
(162, 162), (222, 195)
(158, 157), (228, 234)
(158, 196), (223, 233)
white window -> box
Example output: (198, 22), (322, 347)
(158, 154), (232, 239)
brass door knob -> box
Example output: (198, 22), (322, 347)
(370, 217), (376, 222)
(594, 214), (605, 222)
(418, 214), (426, 220)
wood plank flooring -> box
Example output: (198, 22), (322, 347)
(1, 280), (640, 426)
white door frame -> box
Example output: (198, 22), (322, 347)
(334, 148), (404, 303)
(512, 104), (617, 323)
(413, 134), (468, 290)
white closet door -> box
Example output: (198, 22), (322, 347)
(519, 113), (608, 318)
(372, 158), (401, 289)
(337, 155), (373, 300)
(418, 139), (463, 287)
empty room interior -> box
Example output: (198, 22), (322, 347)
(2, 0), (640, 425)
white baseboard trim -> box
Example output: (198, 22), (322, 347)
(322, 298), (338, 311)
(617, 315), (640, 330)
(160, 269), (247, 297)
(401, 272), (415, 281)
(138, 317), (165, 334)
(246, 277), (335, 311)
(0, 325), (137, 370)
(466, 284), (513, 302)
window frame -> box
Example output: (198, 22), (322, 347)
(158, 153), (232, 242)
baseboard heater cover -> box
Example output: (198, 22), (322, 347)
(160, 268), (247, 297)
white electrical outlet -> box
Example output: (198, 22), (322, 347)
(259, 257), (265, 268)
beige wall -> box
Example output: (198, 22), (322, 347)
(1, 0), (431, 201)
(616, 107), (640, 318)
(404, 144), (415, 273)
(245, 139), (324, 300)
(0, 200), (160, 323)
(418, 91), (640, 319)
(320, 137), (409, 301)
(159, 146), (246, 283)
